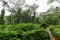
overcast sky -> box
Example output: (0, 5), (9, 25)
(0, 0), (60, 16)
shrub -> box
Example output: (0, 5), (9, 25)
(22, 29), (50, 40)
(40, 23), (49, 29)
(50, 25), (60, 40)
(0, 23), (50, 40)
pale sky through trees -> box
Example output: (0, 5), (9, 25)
(0, 0), (60, 16)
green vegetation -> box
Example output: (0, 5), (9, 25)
(0, 0), (60, 40)
(0, 23), (60, 40)
(0, 23), (50, 40)
(50, 25), (60, 40)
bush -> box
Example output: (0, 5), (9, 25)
(0, 23), (50, 40)
(40, 23), (49, 29)
(49, 25), (60, 40)
(22, 29), (50, 40)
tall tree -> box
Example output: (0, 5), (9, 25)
(0, 1), (7, 24)
(2, 0), (25, 24)
(30, 4), (38, 23)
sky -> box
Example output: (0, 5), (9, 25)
(0, 0), (60, 16)
(25, 0), (49, 12)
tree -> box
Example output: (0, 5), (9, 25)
(28, 4), (38, 23)
(47, 0), (55, 4)
(1, 0), (25, 24)
(9, 0), (25, 23)
(0, 1), (7, 24)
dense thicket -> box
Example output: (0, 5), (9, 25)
(0, 23), (50, 40)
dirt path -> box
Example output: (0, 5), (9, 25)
(47, 28), (56, 40)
